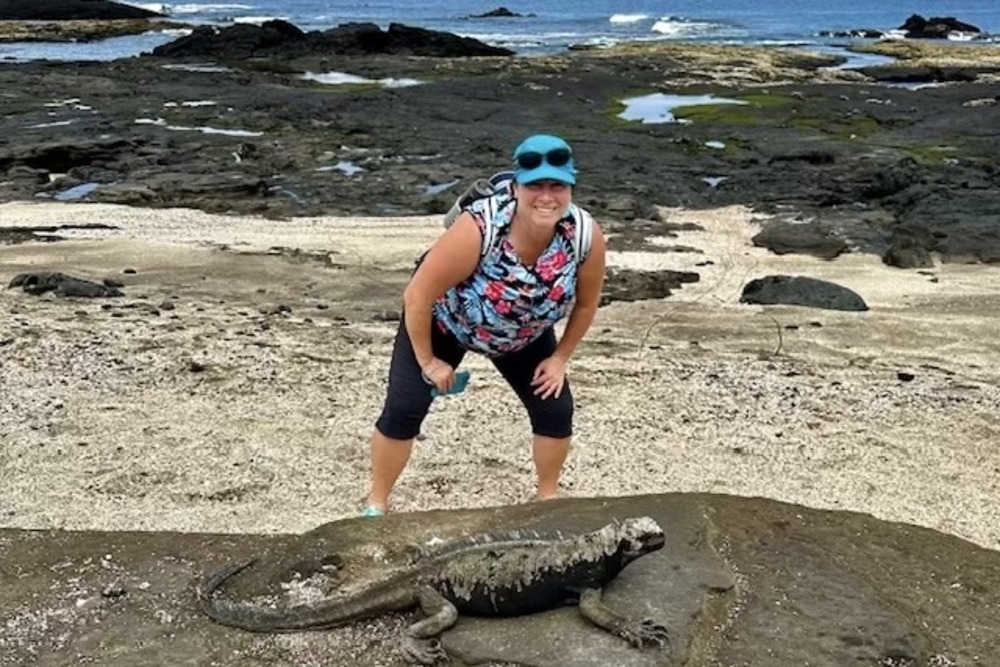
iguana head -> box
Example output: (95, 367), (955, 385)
(614, 516), (665, 562)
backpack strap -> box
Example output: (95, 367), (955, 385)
(568, 204), (594, 264)
(471, 193), (516, 260)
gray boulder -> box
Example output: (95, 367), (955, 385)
(752, 222), (848, 259)
(740, 274), (868, 311)
(8, 272), (124, 298)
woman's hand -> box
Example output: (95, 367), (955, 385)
(532, 355), (568, 399)
(421, 358), (456, 394)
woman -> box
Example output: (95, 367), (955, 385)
(363, 133), (607, 516)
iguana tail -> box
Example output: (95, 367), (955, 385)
(198, 558), (418, 632)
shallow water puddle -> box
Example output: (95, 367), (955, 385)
(53, 182), (99, 201)
(618, 93), (746, 124)
(160, 63), (233, 73)
(315, 161), (364, 176)
(300, 71), (423, 88)
(424, 179), (460, 196)
(134, 118), (262, 137)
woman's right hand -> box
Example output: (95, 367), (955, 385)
(420, 358), (455, 394)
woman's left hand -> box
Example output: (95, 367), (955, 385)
(532, 355), (568, 399)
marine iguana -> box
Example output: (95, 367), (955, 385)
(199, 516), (669, 664)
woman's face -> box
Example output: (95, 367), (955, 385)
(514, 180), (572, 227)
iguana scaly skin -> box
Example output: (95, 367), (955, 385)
(198, 516), (669, 664)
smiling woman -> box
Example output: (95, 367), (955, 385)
(362, 133), (607, 517)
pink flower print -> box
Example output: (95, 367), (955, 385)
(550, 250), (568, 271)
(536, 250), (568, 281)
(485, 280), (505, 301)
(476, 326), (491, 341)
(549, 284), (565, 302)
(495, 299), (512, 315)
(517, 327), (534, 338)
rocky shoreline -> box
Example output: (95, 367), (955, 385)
(2, 28), (999, 268)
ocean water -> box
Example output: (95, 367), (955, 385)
(1, 0), (998, 61)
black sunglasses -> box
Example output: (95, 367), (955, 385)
(515, 147), (572, 170)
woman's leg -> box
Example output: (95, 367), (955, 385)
(491, 329), (574, 501)
(368, 320), (464, 510)
(532, 435), (570, 501)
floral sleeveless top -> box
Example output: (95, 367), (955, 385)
(433, 198), (579, 357)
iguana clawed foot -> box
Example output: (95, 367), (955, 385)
(619, 618), (670, 648)
(399, 635), (448, 665)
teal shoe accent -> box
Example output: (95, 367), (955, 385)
(361, 505), (386, 518)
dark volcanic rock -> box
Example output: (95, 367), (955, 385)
(0, 45), (998, 262)
(883, 224), (934, 268)
(858, 65), (980, 84)
(0, 139), (134, 174)
(3, 494), (1000, 666)
(752, 222), (848, 259)
(900, 14), (982, 39)
(150, 20), (513, 59)
(601, 268), (700, 305)
(8, 272), (125, 297)
(0, 0), (162, 20)
(740, 275), (868, 311)
(471, 7), (523, 18)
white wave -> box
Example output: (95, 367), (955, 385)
(651, 17), (736, 39)
(458, 30), (581, 46)
(121, 2), (170, 13)
(753, 39), (815, 47)
(170, 4), (252, 13)
(232, 16), (289, 25)
(609, 14), (649, 25)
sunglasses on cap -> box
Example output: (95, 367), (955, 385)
(514, 147), (572, 170)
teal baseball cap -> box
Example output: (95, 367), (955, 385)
(512, 134), (577, 185)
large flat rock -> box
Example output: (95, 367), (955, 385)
(2, 494), (997, 666)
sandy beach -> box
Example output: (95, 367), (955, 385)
(2, 200), (999, 552)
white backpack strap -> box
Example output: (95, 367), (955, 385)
(469, 193), (515, 260)
(568, 204), (594, 263)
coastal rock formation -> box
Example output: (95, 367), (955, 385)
(900, 14), (982, 39)
(751, 222), (848, 260)
(0, 0), (162, 20)
(883, 224), (934, 269)
(0, 18), (172, 43)
(819, 14), (985, 41)
(471, 7), (525, 19)
(2, 494), (998, 666)
(7, 272), (124, 297)
(739, 275), (868, 311)
(1, 41), (998, 262)
(150, 20), (514, 59)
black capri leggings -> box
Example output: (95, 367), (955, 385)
(375, 320), (574, 441)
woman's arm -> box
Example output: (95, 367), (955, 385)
(553, 222), (606, 362)
(402, 212), (481, 373)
